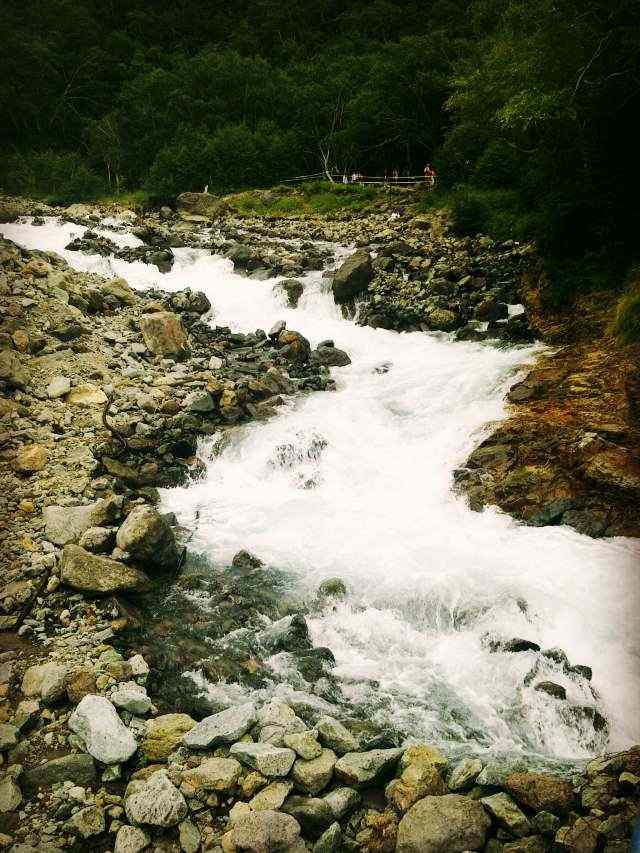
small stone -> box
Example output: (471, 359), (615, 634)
(65, 383), (108, 406)
(21, 754), (96, 792)
(0, 725), (19, 751)
(66, 804), (105, 838)
(322, 786), (361, 819)
(14, 444), (49, 473)
(46, 376), (71, 398)
(230, 742), (296, 778)
(115, 824), (151, 853)
(184, 390), (215, 413)
(179, 819), (201, 853)
(111, 682), (152, 715)
(282, 795), (335, 839)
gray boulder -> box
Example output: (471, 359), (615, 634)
(114, 825), (151, 853)
(396, 794), (491, 853)
(183, 702), (256, 749)
(331, 250), (372, 303)
(111, 682), (152, 715)
(316, 716), (359, 755)
(230, 742), (296, 778)
(125, 769), (187, 827)
(116, 505), (179, 572)
(69, 694), (137, 764)
(334, 747), (403, 788)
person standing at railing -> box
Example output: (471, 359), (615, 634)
(423, 163), (436, 187)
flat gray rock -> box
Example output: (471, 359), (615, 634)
(183, 702), (256, 749)
(230, 742), (296, 778)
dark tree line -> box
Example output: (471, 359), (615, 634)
(1, 0), (639, 289)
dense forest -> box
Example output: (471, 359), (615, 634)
(1, 0), (639, 296)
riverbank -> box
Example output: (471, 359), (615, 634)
(0, 196), (638, 852)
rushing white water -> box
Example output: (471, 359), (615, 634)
(3, 217), (639, 760)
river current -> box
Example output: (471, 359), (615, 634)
(2, 216), (638, 763)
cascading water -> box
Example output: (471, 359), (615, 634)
(3, 217), (639, 763)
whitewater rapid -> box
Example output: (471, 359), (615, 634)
(3, 217), (639, 761)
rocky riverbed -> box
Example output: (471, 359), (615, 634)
(0, 195), (638, 852)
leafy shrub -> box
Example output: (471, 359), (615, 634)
(450, 186), (534, 242)
(0, 150), (105, 202)
(612, 278), (640, 344)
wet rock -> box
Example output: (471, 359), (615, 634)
(139, 311), (189, 358)
(184, 389), (215, 412)
(291, 748), (336, 795)
(278, 329), (311, 363)
(334, 748), (403, 788)
(282, 795), (335, 839)
(278, 279), (304, 307)
(125, 769), (188, 827)
(399, 744), (448, 774)
(230, 742), (296, 778)
(284, 730), (322, 760)
(316, 716), (359, 755)
(69, 694), (137, 764)
(555, 816), (601, 852)
(21, 661), (68, 705)
(474, 295), (508, 322)
(0, 349), (28, 388)
(506, 772), (575, 815)
(396, 794), (491, 853)
(583, 447), (640, 493)
(313, 822), (342, 853)
(229, 808), (302, 853)
(183, 702), (256, 748)
(21, 754), (96, 792)
(490, 638), (540, 654)
(387, 761), (447, 813)
(143, 713), (195, 761)
(425, 307), (461, 332)
(534, 681), (567, 700)
(181, 757), (242, 792)
(311, 344), (351, 367)
(116, 505), (179, 572)
(448, 758), (483, 791)
(61, 544), (152, 594)
(332, 250), (373, 303)
(481, 792), (531, 837)
(114, 825), (151, 853)
(170, 288), (211, 315)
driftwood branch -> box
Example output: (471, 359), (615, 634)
(101, 391), (128, 449)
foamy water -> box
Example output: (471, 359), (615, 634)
(3, 217), (639, 759)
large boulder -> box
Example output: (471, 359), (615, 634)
(396, 794), (491, 853)
(69, 694), (137, 764)
(176, 192), (220, 218)
(331, 250), (373, 303)
(116, 505), (179, 572)
(334, 748), (403, 788)
(61, 544), (152, 594)
(505, 772), (575, 815)
(291, 749), (336, 796)
(125, 769), (187, 827)
(139, 311), (189, 358)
